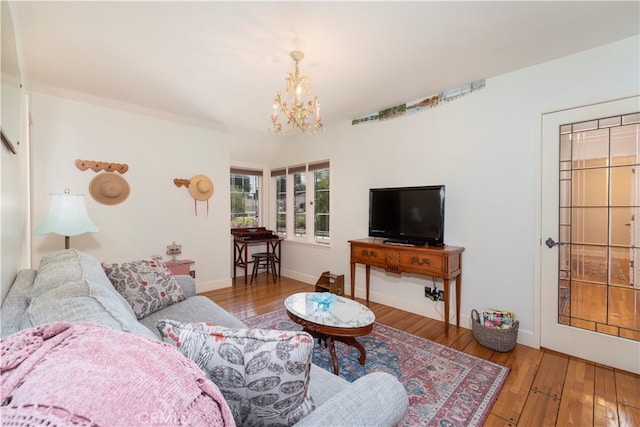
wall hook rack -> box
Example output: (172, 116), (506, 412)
(75, 159), (129, 174)
(173, 178), (190, 188)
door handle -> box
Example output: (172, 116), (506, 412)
(545, 237), (566, 248)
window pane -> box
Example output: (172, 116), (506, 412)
(314, 169), (330, 239)
(294, 173), (306, 237)
(276, 175), (286, 236)
(571, 207), (608, 245)
(610, 166), (635, 206)
(572, 168), (607, 207)
(571, 244), (608, 284)
(610, 207), (634, 247)
(611, 124), (639, 166)
(230, 174), (259, 228)
(572, 129), (609, 169)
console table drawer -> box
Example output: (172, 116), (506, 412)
(400, 252), (444, 275)
(351, 247), (387, 268)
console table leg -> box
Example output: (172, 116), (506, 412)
(444, 279), (450, 332)
(350, 262), (356, 300)
(455, 274), (461, 327)
(365, 265), (371, 302)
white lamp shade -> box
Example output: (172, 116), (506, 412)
(35, 193), (99, 237)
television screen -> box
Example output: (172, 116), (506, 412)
(368, 185), (445, 246)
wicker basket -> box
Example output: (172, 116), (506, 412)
(471, 309), (519, 352)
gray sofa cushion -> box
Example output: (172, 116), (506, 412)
(20, 282), (156, 340)
(174, 275), (196, 298)
(294, 372), (409, 427)
(1, 269), (37, 338)
(29, 250), (116, 300)
(139, 295), (246, 339)
(20, 250), (156, 340)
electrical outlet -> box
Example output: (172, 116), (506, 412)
(425, 287), (431, 297)
(438, 290), (444, 301)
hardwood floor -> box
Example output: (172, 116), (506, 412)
(202, 274), (640, 427)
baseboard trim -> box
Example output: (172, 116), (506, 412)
(354, 286), (538, 349)
(196, 277), (232, 293)
(197, 273), (537, 349)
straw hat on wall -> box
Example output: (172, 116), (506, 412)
(89, 172), (130, 205)
(188, 175), (214, 201)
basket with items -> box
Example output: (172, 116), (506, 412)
(471, 308), (519, 352)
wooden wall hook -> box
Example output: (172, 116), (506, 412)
(174, 178), (190, 188)
(75, 159), (129, 174)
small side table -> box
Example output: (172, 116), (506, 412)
(165, 259), (195, 278)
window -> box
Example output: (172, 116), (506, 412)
(310, 161), (330, 241)
(271, 168), (287, 236)
(271, 161), (330, 243)
(290, 165), (307, 237)
(230, 168), (262, 228)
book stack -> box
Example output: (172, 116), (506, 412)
(481, 309), (516, 329)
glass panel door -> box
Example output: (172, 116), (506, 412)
(558, 112), (640, 341)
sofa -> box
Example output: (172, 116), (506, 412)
(1, 249), (409, 426)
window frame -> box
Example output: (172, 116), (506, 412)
(270, 160), (330, 245)
(230, 167), (263, 229)
(271, 168), (287, 237)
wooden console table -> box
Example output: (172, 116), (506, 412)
(349, 238), (464, 331)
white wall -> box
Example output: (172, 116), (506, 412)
(29, 94), (233, 291)
(271, 36), (640, 348)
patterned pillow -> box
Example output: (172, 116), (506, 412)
(103, 256), (185, 319)
(157, 319), (316, 426)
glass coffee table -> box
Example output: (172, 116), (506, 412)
(284, 292), (375, 375)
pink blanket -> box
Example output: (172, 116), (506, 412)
(1, 322), (235, 426)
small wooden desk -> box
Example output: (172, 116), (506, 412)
(349, 238), (464, 331)
(232, 228), (282, 285)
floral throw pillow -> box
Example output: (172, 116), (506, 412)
(103, 256), (185, 319)
(157, 319), (316, 426)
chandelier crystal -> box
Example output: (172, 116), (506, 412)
(271, 50), (323, 135)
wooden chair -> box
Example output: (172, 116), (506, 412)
(250, 252), (277, 284)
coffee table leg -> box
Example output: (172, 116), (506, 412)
(327, 336), (339, 375)
(337, 337), (366, 366)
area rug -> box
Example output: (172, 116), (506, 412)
(243, 308), (509, 427)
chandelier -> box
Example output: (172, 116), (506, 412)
(271, 50), (323, 135)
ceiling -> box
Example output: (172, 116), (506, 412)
(8, 1), (640, 142)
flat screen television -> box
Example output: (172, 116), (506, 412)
(368, 185), (445, 247)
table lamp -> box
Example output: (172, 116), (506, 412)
(35, 189), (99, 249)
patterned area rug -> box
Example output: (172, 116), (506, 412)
(243, 308), (509, 427)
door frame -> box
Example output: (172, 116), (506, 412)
(537, 96), (640, 374)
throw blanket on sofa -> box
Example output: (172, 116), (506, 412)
(1, 322), (235, 426)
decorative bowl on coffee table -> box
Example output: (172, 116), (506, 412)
(311, 292), (337, 310)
